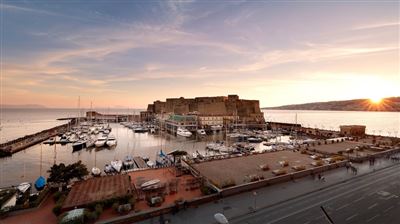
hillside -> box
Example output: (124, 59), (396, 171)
(263, 97), (400, 112)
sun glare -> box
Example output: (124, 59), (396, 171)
(370, 97), (382, 104)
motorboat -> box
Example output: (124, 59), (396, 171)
(123, 155), (135, 169)
(72, 140), (86, 151)
(248, 137), (263, 143)
(133, 126), (148, 133)
(91, 167), (101, 177)
(211, 125), (223, 131)
(43, 137), (55, 145)
(16, 182), (31, 194)
(95, 136), (107, 147)
(106, 135), (117, 147)
(104, 164), (113, 174)
(197, 129), (206, 135)
(111, 160), (123, 173)
(146, 160), (155, 167)
(177, 127), (192, 137)
(34, 176), (46, 191)
(140, 179), (160, 188)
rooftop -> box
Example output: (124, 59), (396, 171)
(62, 174), (133, 210)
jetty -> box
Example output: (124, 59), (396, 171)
(133, 157), (148, 169)
(0, 119), (76, 157)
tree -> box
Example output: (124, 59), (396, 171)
(47, 161), (89, 187)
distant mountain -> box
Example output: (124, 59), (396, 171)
(1, 104), (47, 109)
(263, 97), (400, 112)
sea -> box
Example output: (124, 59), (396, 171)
(0, 108), (399, 188)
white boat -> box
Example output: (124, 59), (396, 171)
(177, 127), (192, 137)
(95, 136), (107, 147)
(106, 135), (117, 147)
(91, 167), (101, 177)
(197, 129), (206, 135)
(211, 125), (223, 131)
(17, 182), (31, 193)
(111, 160), (123, 173)
(146, 160), (155, 167)
(140, 179), (160, 188)
(104, 164), (113, 174)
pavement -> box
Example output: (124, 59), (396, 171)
(136, 155), (400, 224)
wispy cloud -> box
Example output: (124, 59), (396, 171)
(353, 21), (400, 30)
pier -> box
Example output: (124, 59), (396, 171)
(0, 120), (76, 157)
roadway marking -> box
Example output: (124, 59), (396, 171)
(336, 203), (350, 211)
(366, 214), (380, 222)
(346, 213), (358, 221)
(383, 206), (394, 213)
(354, 196), (365, 202)
(265, 170), (400, 224)
(368, 203), (378, 210)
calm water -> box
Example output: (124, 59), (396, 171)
(263, 110), (400, 136)
(0, 108), (142, 143)
(0, 108), (399, 188)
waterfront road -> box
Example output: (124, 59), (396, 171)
(230, 163), (400, 224)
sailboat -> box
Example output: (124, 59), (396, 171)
(91, 147), (101, 177)
(34, 144), (46, 191)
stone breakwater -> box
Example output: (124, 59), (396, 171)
(0, 119), (76, 157)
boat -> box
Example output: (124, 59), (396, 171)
(177, 127), (192, 137)
(248, 137), (263, 143)
(43, 137), (55, 145)
(106, 135), (117, 147)
(140, 179), (160, 188)
(17, 182), (31, 193)
(133, 126), (148, 133)
(104, 164), (113, 174)
(95, 136), (107, 147)
(34, 176), (46, 191)
(211, 125), (223, 131)
(111, 160), (123, 173)
(123, 155), (135, 169)
(91, 167), (101, 177)
(197, 129), (206, 135)
(72, 140), (86, 151)
(86, 138), (95, 148)
(146, 160), (155, 167)
(104, 129), (110, 134)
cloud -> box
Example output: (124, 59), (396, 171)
(353, 21), (400, 30)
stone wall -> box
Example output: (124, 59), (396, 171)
(147, 95), (264, 123)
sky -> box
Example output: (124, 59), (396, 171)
(1, 0), (399, 108)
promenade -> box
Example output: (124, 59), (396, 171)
(136, 155), (400, 224)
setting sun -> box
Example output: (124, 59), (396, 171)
(370, 97), (383, 104)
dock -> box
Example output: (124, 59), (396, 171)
(133, 157), (148, 169)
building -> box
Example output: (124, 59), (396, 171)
(147, 95), (265, 128)
(62, 175), (133, 211)
(165, 114), (198, 134)
(340, 125), (366, 137)
(86, 111), (139, 122)
(198, 115), (224, 128)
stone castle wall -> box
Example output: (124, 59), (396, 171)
(147, 95), (264, 123)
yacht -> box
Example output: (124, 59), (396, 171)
(95, 136), (107, 147)
(106, 135), (117, 147)
(111, 160), (123, 173)
(177, 127), (192, 137)
(197, 129), (206, 135)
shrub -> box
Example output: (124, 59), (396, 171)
(95, 204), (103, 216)
(53, 191), (63, 202)
(112, 202), (119, 212)
(52, 204), (63, 216)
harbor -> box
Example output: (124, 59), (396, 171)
(0, 101), (399, 223)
